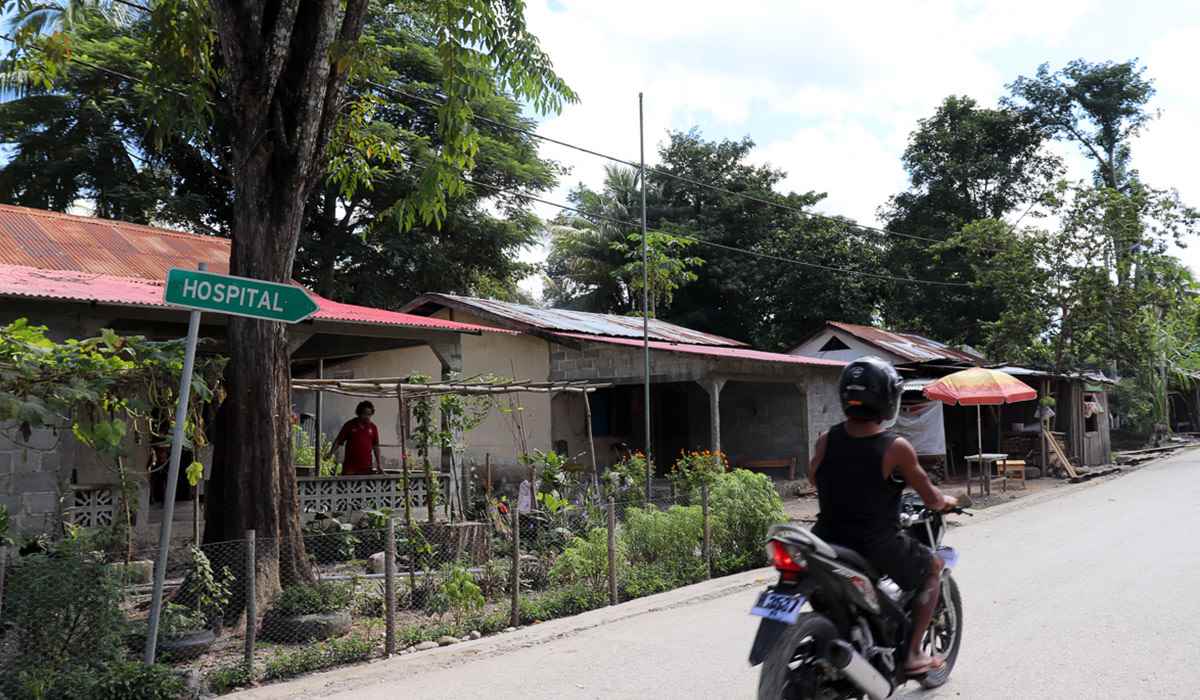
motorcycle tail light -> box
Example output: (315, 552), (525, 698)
(768, 540), (806, 573)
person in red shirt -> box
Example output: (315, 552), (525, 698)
(326, 401), (382, 475)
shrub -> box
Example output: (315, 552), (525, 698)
(206, 663), (254, 695)
(621, 505), (705, 597)
(709, 469), (786, 575)
(262, 636), (373, 681)
(605, 452), (651, 503)
(3, 537), (126, 677)
(443, 565), (485, 625)
(517, 585), (601, 624)
(549, 527), (625, 594)
(23, 661), (186, 700)
(271, 581), (354, 617)
(668, 450), (727, 502)
(476, 558), (510, 598)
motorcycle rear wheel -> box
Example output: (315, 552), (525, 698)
(919, 574), (963, 689)
(757, 613), (840, 700)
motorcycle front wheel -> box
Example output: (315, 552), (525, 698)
(757, 612), (840, 700)
(919, 574), (963, 689)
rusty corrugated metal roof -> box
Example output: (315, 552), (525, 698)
(0, 204), (230, 277)
(403, 293), (748, 347)
(827, 321), (985, 365)
(0, 205), (511, 335)
(556, 332), (845, 368)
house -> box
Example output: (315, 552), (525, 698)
(790, 321), (986, 367)
(792, 320), (1114, 472)
(314, 293), (847, 484)
(0, 204), (504, 538)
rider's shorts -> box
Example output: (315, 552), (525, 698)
(858, 532), (933, 591)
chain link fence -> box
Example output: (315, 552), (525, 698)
(0, 469), (782, 697)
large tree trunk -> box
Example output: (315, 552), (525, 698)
(203, 0), (369, 600)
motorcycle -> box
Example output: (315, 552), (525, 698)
(749, 493), (972, 699)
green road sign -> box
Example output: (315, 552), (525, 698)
(163, 268), (318, 323)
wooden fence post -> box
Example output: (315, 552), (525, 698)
(702, 483), (712, 579)
(243, 530), (256, 673)
(510, 507), (520, 627)
(385, 518), (397, 656)
(607, 498), (618, 605)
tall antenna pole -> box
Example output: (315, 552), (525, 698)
(640, 92), (651, 502)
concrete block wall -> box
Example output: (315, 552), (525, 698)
(550, 342), (705, 384)
(805, 366), (844, 459)
(0, 428), (67, 536)
(720, 381), (807, 465)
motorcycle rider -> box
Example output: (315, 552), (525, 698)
(807, 356), (958, 675)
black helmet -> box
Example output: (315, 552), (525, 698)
(839, 356), (903, 422)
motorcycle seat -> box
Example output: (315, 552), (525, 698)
(828, 544), (880, 581)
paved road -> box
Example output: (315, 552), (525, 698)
(238, 451), (1200, 699)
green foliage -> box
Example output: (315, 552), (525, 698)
(205, 663), (253, 695)
(304, 517), (360, 563)
(0, 503), (12, 546)
(605, 452), (650, 503)
(621, 505), (705, 597)
(26, 660), (187, 700)
(549, 527), (623, 594)
(261, 636), (373, 681)
(155, 603), (208, 638)
(271, 581), (354, 617)
(668, 450), (726, 500)
(442, 565), (485, 625)
(880, 95), (1062, 346)
(292, 423), (339, 475)
(3, 536), (127, 678)
(708, 470), (785, 576)
(177, 545), (233, 622)
(1006, 59), (1155, 189)
(517, 585), (602, 624)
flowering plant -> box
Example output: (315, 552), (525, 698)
(669, 449), (727, 496)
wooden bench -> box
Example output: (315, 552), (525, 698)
(737, 457), (798, 481)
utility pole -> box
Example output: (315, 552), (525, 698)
(639, 92), (652, 502)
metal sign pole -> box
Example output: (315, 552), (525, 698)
(144, 261), (207, 664)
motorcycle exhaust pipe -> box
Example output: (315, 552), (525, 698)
(828, 640), (892, 700)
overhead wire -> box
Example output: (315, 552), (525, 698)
(367, 80), (1025, 255)
(0, 29), (976, 287)
(463, 177), (971, 287)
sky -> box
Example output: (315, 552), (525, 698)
(515, 0), (1200, 296)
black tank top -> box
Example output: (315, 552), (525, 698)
(814, 423), (903, 544)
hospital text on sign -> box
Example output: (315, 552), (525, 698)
(162, 268), (318, 323)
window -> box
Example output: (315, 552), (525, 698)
(819, 336), (851, 352)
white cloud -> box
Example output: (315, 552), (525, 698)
(514, 0), (1200, 294)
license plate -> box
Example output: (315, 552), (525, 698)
(750, 591), (806, 624)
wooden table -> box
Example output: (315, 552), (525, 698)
(964, 453), (1008, 496)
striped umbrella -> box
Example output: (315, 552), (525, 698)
(923, 367), (1037, 492)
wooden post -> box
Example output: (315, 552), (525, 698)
(398, 387), (412, 529)
(243, 530), (256, 673)
(485, 453), (492, 498)
(583, 390), (600, 496)
(384, 518), (396, 656)
(192, 480), (201, 545)
(607, 498), (618, 605)
(702, 483), (712, 580)
(1040, 379), (1050, 476)
(510, 506), (520, 627)
(315, 358), (324, 476)
(0, 545), (8, 620)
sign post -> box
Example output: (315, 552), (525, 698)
(144, 266), (317, 664)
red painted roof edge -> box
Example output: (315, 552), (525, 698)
(555, 332), (846, 368)
(0, 264), (514, 335)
